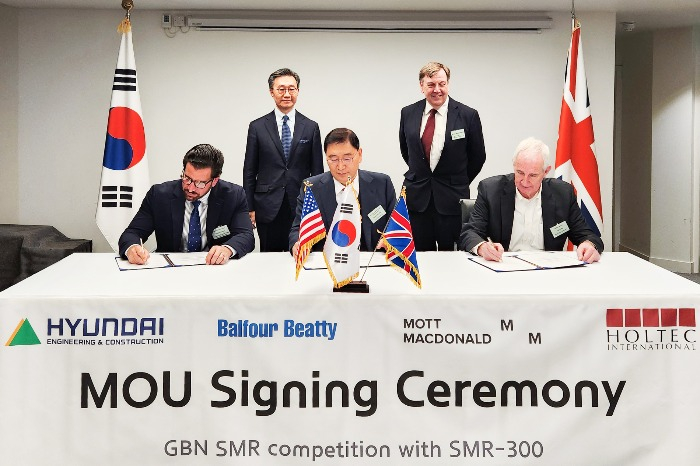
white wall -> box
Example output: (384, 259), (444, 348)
(0, 4), (19, 224)
(649, 27), (699, 271)
(15, 9), (615, 252)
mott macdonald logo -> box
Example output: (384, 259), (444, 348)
(5, 319), (41, 346)
(606, 308), (696, 351)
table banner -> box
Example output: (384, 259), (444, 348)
(1, 294), (697, 464)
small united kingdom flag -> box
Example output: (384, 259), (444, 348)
(382, 187), (421, 288)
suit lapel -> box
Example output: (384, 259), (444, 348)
(206, 184), (222, 246)
(500, 180), (516, 250)
(312, 173), (337, 232)
(540, 181), (556, 249)
(263, 112), (286, 163)
(170, 184), (186, 251)
(288, 113), (305, 164)
(358, 170), (375, 251)
(443, 99), (460, 142)
(411, 103), (430, 164)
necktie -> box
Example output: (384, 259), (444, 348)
(281, 115), (292, 162)
(187, 200), (202, 252)
(421, 108), (437, 163)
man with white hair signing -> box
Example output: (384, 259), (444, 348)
(459, 137), (603, 263)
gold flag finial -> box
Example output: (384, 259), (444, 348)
(118, 0), (133, 33)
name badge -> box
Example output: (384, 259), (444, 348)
(550, 221), (570, 238)
(212, 225), (231, 239)
(368, 205), (387, 224)
(451, 129), (466, 140)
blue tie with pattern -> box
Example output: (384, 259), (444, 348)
(187, 200), (202, 252)
(281, 115), (292, 162)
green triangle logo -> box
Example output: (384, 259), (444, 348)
(6, 319), (41, 346)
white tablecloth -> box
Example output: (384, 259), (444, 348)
(1, 252), (698, 465)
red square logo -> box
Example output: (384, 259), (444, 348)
(624, 309), (641, 327)
(607, 309), (623, 327)
(643, 309), (660, 327)
(661, 308), (678, 327)
(679, 308), (696, 327)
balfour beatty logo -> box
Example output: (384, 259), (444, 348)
(47, 318), (164, 337)
(606, 308), (696, 351)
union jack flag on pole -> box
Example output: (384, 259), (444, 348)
(382, 187), (421, 288)
(554, 18), (602, 244)
(295, 182), (326, 279)
(96, 13), (150, 252)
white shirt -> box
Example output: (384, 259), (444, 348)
(420, 97), (449, 171)
(332, 175), (360, 202)
(509, 187), (545, 252)
(274, 108), (295, 140)
(181, 190), (211, 252)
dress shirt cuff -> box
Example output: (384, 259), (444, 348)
(471, 241), (486, 256)
(223, 245), (237, 259)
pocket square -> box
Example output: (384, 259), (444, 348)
(299, 139), (309, 144)
(212, 225), (231, 240)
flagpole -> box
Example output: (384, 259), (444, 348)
(359, 185), (405, 282)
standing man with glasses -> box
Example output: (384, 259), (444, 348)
(289, 128), (396, 259)
(399, 61), (487, 251)
(119, 143), (254, 265)
(243, 68), (323, 252)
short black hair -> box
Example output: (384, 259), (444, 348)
(268, 68), (300, 90)
(324, 128), (360, 152)
(182, 144), (224, 179)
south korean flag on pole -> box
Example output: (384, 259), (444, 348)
(96, 15), (150, 252)
(323, 183), (361, 288)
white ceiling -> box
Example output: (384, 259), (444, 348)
(2, 0), (700, 31)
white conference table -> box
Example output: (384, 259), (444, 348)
(1, 251), (699, 465)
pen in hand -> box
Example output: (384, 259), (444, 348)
(487, 237), (503, 262)
(140, 238), (149, 264)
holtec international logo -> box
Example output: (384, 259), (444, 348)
(606, 308), (696, 351)
(5, 319), (41, 346)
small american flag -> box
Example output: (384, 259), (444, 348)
(295, 183), (326, 279)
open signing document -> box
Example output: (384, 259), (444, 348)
(468, 250), (586, 272)
(115, 251), (209, 271)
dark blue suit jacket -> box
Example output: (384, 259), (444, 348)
(289, 170), (397, 252)
(399, 98), (486, 215)
(118, 180), (255, 259)
(243, 110), (323, 223)
(459, 174), (604, 253)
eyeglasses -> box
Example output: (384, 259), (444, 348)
(274, 87), (298, 95)
(327, 155), (357, 165)
(181, 172), (214, 189)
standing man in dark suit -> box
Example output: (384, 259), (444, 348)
(459, 137), (602, 262)
(243, 68), (323, 252)
(399, 61), (486, 251)
(289, 128), (396, 258)
(119, 144), (254, 265)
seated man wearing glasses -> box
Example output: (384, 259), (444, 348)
(289, 128), (396, 259)
(119, 143), (255, 265)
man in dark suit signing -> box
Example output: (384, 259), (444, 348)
(289, 128), (396, 259)
(459, 137), (603, 263)
(243, 68), (323, 252)
(399, 61), (486, 251)
(119, 144), (254, 265)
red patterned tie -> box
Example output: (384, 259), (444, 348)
(421, 109), (437, 163)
